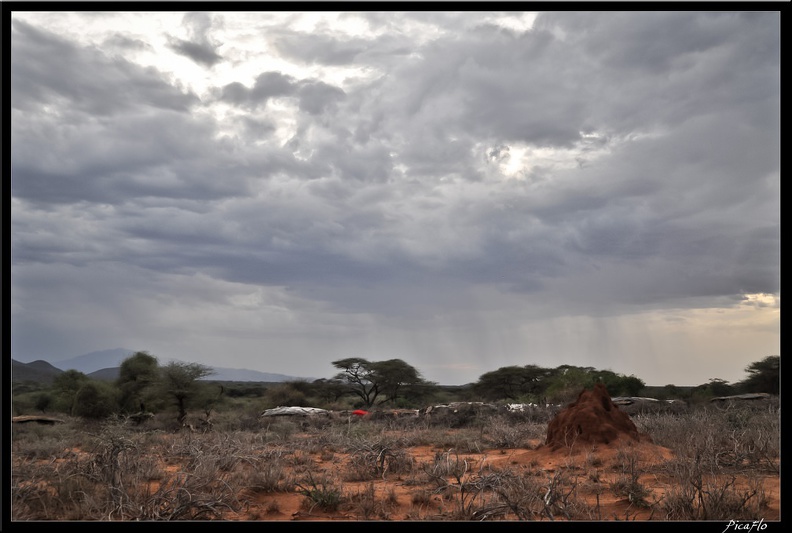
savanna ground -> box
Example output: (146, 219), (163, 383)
(10, 399), (780, 522)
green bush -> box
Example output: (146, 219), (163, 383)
(74, 381), (119, 419)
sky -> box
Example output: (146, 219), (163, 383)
(7, 10), (780, 387)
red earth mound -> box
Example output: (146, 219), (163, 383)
(545, 383), (652, 451)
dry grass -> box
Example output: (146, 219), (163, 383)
(11, 400), (780, 521)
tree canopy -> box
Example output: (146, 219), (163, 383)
(52, 369), (91, 416)
(15, 351), (779, 420)
(472, 365), (552, 402)
(737, 355), (779, 394)
(157, 361), (215, 426)
(331, 358), (428, 407)
(472, 364), (646, 404)
(116, 351), (159, 413)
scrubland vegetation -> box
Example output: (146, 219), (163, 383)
(11, 353), (779, 521)
(11, 396), (779, 521)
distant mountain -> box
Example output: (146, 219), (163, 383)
(14, 348), (310, 384)
(11, 359), (63, 384)
(202, 366), (308, 383)
(86, 367), (122, 381)
(52, 348), (136, 374)
(84, 365), (306, 383)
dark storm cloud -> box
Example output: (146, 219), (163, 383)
(219, 71), (297, 108)
(11, 20), (199, 115)
(367, 12), (777, 301)
(297, 81), (346, 115)
(359, 9), (781, 174)
(538, 11), (779, 75)
(11, 12), (780, 310)
(267, 16), (419, 68)
(294, 134), (393, 184)
(10, 106), (257, 205)
(167, 37), (223, 67)
(239, 116), (277, 138)
(103, 33), (153, 52)
(532, 11), (780, 133)
(166, 11), (223, 67)
(271, 32), (370, 65)
(218, 71), (345, 116)
(8, 11), (780, 386)
(10, 19), (287, 207)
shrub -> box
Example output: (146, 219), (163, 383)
(295, 472), (344, 512)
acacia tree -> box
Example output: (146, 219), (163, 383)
(473, 365), (552, 402)
(311, 378), (351, 404)
(332, 358), (381, 407)
(331, 358), (426, 407)
(157, 361), (214, 426)
(590, 370), (646, 397)
(613, 375), (646, 396)
(373, 359), (427, 405)
(737, 355), (779, 394)
(544, 366), (597, 404)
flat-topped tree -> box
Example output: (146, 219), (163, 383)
(331, 358), (426, 408)
(157, 361), (215, 427)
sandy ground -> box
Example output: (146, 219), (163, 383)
(215, 436), (779, 521)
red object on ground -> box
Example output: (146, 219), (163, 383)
(351, 409), (369, 416)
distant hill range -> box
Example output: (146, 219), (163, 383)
(11, 348), (309, 384)
(11, 359), (64, 385)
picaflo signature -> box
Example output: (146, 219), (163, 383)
(722, 519), (767, 533)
